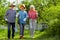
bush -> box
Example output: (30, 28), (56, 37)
(44, 6), (60, 36)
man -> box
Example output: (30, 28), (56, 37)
(5, 4), (16, 40)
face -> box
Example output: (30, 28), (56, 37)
(30, 7), (34, 10)
(20, 7), (25, 10)
(10, 7), (14, 9)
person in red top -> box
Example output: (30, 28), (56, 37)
(28, 5), (38, 38)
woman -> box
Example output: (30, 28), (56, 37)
(28, 5), (38, 38)
(18, 4), (28, 39)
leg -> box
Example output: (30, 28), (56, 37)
(22, 24), (25, 36)
(20, 24), (23, 36)
(29, 19), (33, 37)
(12, 23), (15, 38)
(8, 22), (11, 39)
(20, 23), (25, 39)
(32, 20), (36, 36)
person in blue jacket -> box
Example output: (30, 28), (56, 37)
(18, 4), (28, 39)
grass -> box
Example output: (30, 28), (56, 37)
(0, 28), (41, 40)
(0, 28), (60, 40)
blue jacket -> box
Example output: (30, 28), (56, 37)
(18, 10), (28, 24)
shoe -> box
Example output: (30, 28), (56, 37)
(8, 39), (10, 40)
(32, 37), (34, 38)
(12, 37), (14, 39)
(20, 36), (24, 39)
(31, 36), (34, 38)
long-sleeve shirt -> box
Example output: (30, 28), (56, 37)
(5, 9), (16, 23)
(28, 10), (38, 19)
(18, 10), (28, 24)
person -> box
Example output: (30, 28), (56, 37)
(18, 4), (28, 39)
(5, 4), (16, 40)
(28, 5), (38, 38)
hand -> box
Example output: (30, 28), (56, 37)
(5, 18), (8, 21)
(23, 18), (26, 21)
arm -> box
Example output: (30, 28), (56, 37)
(36, 12), (38, 18)
(28, 11), (30, 18)
(4, 10), (9, 21)
(25, 12), (28, 18)
(23, 12), (28, 21)
(36, 11), (38, 18)
(17, 12), (20, 24)
(15, 11), (17, 17)
(16, 13), (19, 18)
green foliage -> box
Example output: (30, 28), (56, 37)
(0, 0), (8, 25)
(45, 6), (60, 36)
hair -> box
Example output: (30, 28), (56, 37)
(30, 5), (35, 10)
(19, 4), (25, 9)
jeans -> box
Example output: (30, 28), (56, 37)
(8, 22), (15, 39)
(29, 19), (36, 37)
(20, 23), (25, 36)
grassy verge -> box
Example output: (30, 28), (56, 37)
(0, 28), (60, 40)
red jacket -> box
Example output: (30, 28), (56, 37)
(28, 10), (38, 19)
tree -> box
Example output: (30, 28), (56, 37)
(0, 0), (8, 25)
